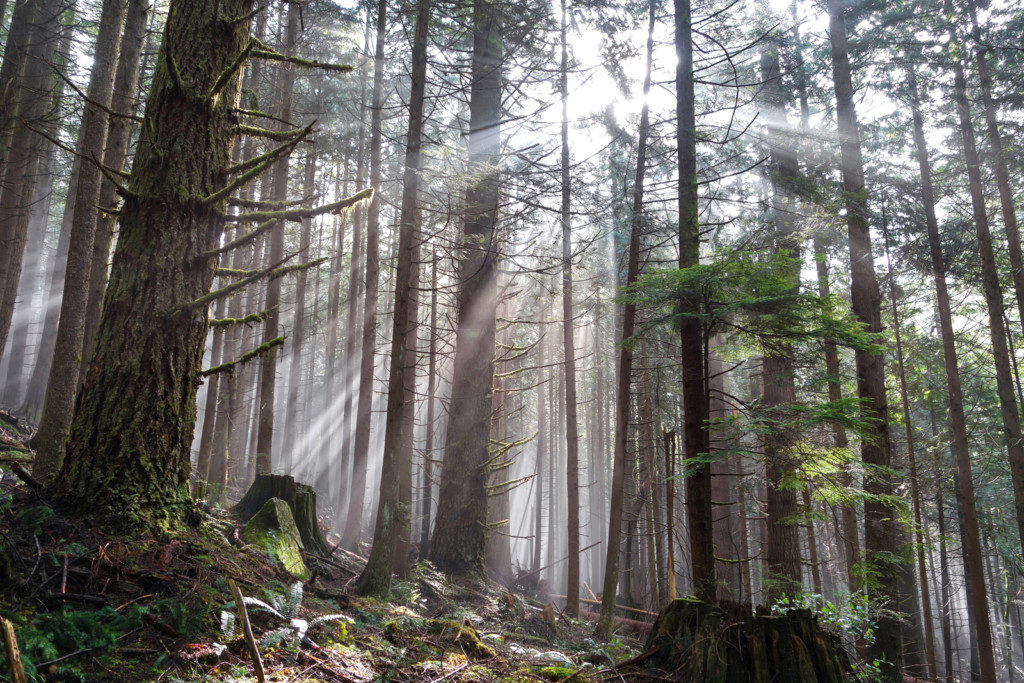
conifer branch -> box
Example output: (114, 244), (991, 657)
(228, 195), (311, 210)
(200, 218), (277, 260)
(201, 336), (284, 377)
(225, 188), (372, 223)
(203, 123), (314, 205)
(236, 123), (309, 141)
(177, 254), (327, 313)
(251, 41), (353, 72)
(208, 38), (256, 101)
(234, 108), (295, 128)
(209, 311), (270, 328)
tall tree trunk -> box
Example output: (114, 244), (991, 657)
(812, 238), (860, 590)
(80, 0), (151, 376)
(336, 17), (370, 523)
(56, 0), (260, 526)
(428, 0), (502, 575)
(34, 0), (128, 480)
(357, 0), (430, 595)
(284, 153), (317, 461)
(533, 344), (548, 576)
(0, 0), (66, 363)
(824, 0), (901, 674)
(558, 0), (580, 618)
(967, 7), (1024, 554)
(1, 9), (72, 409)
(940, 8), (1015, 678)
(596, 0), (653, 638)
(882, 219), (937, 679)
(342, 0), (386, 550)
(420, 252), (438, 558)
(675, 0), (714, 603)
(759, 39), (802, 600)
(254, 0), (299, 475)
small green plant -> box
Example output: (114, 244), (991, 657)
(220, 581), (351, 650)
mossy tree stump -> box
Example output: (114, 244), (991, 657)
(637, 599), (849, 682)
(233, 474), (330, 556)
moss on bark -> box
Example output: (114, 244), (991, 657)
(637, 599), (848, 682)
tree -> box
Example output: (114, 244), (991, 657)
(676, 0), (715, 603)
(824, 0), (902, 673)
(357, 0), (431, 597)
(597, 0), (653, 638)
(33, 0), (129, 481)
(558, 0), (581, 618)
(342, 0), (387, 550)
(53, 0), (367, 528)
(429, 0), (503, 574)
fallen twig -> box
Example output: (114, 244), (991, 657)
(228, 579), (266, 683)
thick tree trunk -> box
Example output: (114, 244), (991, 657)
(596, 0), (653, 639)
(342, 0), (386, 550)
(356, 0), (430, 596)
(56, 0), (258, 527)
(824, 0), (902, 675)
(34, 0), (128, 480)
(428, 0), (502, 575)
(675, 0), (715, 603)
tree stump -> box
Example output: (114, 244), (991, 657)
(232, 475), (330, 557)
(634, 599), (849, 682)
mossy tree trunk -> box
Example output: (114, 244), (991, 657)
(639, 599), (848, 682)
(56, 0), (256, 528)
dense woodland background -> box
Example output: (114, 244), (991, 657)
(1, 0), (1024, 678)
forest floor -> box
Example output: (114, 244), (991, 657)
(0, 413), (648, 682)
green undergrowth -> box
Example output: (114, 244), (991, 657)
(1, 471), (644, 681)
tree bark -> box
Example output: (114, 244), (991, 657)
(80, 0), (151, 377)
(936, 8), (1013, 677)
(558, 0), (580, 618)
(357, 0), (430, 596)
(284, 153), (317, 460)
(968, 7), (1024, 555)
(56, 0), (260, 527)
(254, 0), (299, 475)
(824, 0), (902, 674)
(881, 217), (937, 679)
(597, 0), (653, 638)
(420, 252), (438, 558)
(34, 0), (128, 481)
(428, 0), (502, 574)
(675, 0), (714, 603)
(342, 0), (386, 550)
(759, 40), (802, 600)
(0, 0), (66, 363)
